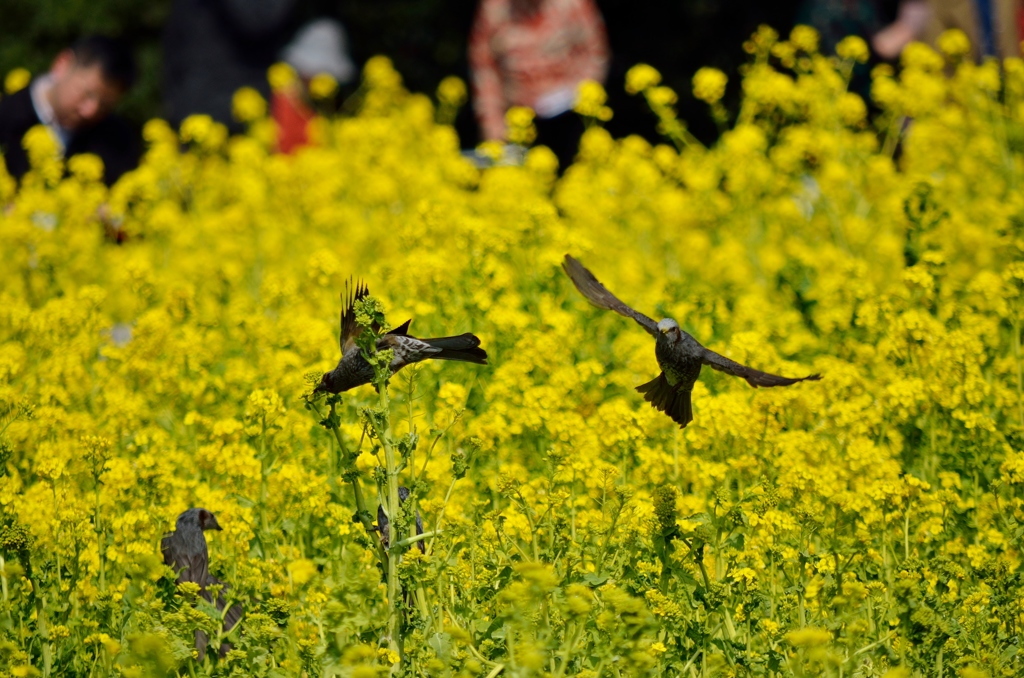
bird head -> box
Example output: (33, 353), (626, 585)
(200, 509), (223, 531)
(180, 510), (224, 536)
(657, 318), (681, 340)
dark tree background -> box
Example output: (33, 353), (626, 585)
(0, 0), (894, 147)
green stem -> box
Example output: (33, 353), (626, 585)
(309, 401), (385, 567)
(259, 418), (269, 535)
(427, 476), (459, 556)
(377, 383), (403, 662)
(515, 489), (541, 561)
(394, 530), (439, 549)
(94, 484), (105, 592)
(1014, 318), (1023, 426)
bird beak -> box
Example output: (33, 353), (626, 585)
(659, 326), (669, 334)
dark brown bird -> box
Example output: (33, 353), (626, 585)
(377, 486), (425, 553)
(562, 254), (821, 428)
(161, 508), (243, 661)
(316, 280), (488, 394)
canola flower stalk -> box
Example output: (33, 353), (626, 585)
(349, 295), (409, 662)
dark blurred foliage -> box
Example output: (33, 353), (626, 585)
(0, 0), (899, 147)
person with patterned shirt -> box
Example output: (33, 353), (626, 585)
(469, 0), (609, 170)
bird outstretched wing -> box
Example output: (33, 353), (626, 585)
(340, 279), (371, 356)
(341, 279), (413, 356)
(700, 348), (821, 388)
(562, 255), (659, 337)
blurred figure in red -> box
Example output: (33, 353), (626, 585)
(273, 18), (355, 154)
(469, 0), (609, 169)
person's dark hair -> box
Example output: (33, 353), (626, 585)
(70, 35), (137, 91)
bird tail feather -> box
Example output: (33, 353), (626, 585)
(423, 333), (488, 365)
(636, 373), (693, 428)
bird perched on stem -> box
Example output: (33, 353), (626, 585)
(315, 280), (488, 394)
(161, 508), (243, 661)
(377, 486), (425, 553)
(562, 254), (821, 428)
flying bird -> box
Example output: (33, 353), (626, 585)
(161, 508), (243, 661)
(562, 254), (821, 428)
(316, 280), (488, 394)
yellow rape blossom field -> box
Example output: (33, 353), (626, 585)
(2, 25), (1024, 677)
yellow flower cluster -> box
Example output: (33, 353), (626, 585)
(0, 29), (1023, 675)
(692, 67), (728, 105)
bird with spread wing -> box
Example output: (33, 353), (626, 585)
(315, 280), (488, 394)
(562, 255), (821, 428)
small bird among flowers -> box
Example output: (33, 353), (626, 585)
(563, 254), (821, 428)
(315, 280), (488, 394)
(161, 508), (243, 660)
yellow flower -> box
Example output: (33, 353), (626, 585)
(625, 63), (662, 94)
(838, 92), (867, 126)
(4, 68), (30, 94)
(377, 647), (400, 665)
(505, 106), (536, 145)
(268, 62), (298, 92)
(287, 558), (317, 586)
(647, 86), (678, 107)
(901, 42), (944, 71)
(232, 86), (267, 122)
(789, 25), (820, 53)
(309, 73), (339, 100)
(785, 627), (831, 647)
(363, 56), (402, 89)
(937, 29), (971, 59)
(692, 67), (728, 104)
(436, 76), (467, 107)
(574, 80), (613, 121)
(67, 154), (105, 183)
(836, 35), (869, 63)
(180, 114), (227, 150)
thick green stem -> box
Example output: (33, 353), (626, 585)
(94, 484), (105, 592)
(259, 418), (269, 535)
(1014, 318), (1023, 426)
(309, 400), (386, 568)
(376, 383), (403, 662)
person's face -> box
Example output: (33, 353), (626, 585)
(49, 52), (124, 131)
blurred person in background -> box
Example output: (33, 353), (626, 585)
(796, 0), (888, 56)
(469, 0), (609, 169)
(872, 0), (1020, 60)
(0, 36), (139, 186)
(163, 0), (299, 133)
(274, 18), (356, 154)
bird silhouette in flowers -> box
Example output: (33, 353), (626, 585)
(161, 508), (243, 660)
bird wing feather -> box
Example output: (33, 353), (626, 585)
(161, 534), (211, 585)
(340, 279), (371, 356)
(700, 348), (821, 388)
(562, 255), (659, 338)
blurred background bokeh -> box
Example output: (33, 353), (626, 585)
(0, 0), (905, 146)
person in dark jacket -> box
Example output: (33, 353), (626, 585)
(162, 0), (299, 133)
(0, 35), (140, 187)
